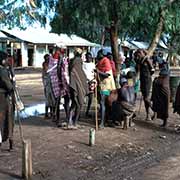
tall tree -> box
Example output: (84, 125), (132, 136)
(2, 0), (179, 66)
(51, 0), (151, 73)
(147, 0), (179, 56)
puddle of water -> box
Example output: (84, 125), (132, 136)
(16, 103), (63, 119)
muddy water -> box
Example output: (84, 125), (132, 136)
(17, 103), (63, 119)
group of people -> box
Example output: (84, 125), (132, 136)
(0, 47), (179, 150)
(42, 47), (180, 130)
(0, 47), (179, 151)
(42, 48), (89, 129)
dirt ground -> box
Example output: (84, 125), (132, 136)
(0, 68), (180, 180)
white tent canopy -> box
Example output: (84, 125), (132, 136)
(120, 40), (137, 49)
(119, 39), (168, 50)
(130, 40), (149, 49)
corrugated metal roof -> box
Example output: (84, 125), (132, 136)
(1, 29), (61, 44)
(0, 31), (8, 38)
(1, 29), (96, 47)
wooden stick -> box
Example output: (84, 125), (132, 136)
(17, 111), (32, 180)
(138, 94), (143, 115)
(22, 139), (32, 180)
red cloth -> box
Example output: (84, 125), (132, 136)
(97, 57), (112, 72)
(8, 57), (14, 66)
(53, 51), (60, 60)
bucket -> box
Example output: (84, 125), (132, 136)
(170, 76), (180, 102)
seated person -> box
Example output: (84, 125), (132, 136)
(112, 78), (135, 129)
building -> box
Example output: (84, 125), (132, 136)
(0, 28), (96, 67)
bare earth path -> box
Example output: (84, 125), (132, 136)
(0, 68), (180, 180)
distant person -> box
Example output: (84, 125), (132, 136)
(151, 51), (158, 69)
(0, 51), (14, 150)
(82, 52), (96, 117)
(135, 49), (155, 121)
(42, 54), (55, 119)
(151, 68), (170, 127)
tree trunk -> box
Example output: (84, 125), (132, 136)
(110, 22), (120, 73)
(147, 0), (177, 56)
(110, 22), (121, 87)
(109, 0), (120, 87)
(147, 9), (165, 56)
(109, 0), (120, 73)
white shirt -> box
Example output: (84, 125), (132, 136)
(82, 62), (95, 81)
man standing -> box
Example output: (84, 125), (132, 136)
(0, 51), (14, 150)
(68, 48), (88, 129)
(135, 49), (155, 121)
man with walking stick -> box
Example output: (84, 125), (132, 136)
(0, 51), (14, 150)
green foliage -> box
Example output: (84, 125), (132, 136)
(163, 0), (180, 54)
(50, 0), (180, 55)
(1, 0), (180, 54)
(50, 0), (164, 43)
(0, 0), (57, 29)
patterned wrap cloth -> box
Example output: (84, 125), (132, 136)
(58, 57), (70, 97)
(48, 56), (60, 98)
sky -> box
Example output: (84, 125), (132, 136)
(0, 0), (56, 32)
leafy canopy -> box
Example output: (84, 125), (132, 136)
(0, 0), (57, 29)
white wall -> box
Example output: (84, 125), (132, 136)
(33, 46), (48, 67)
(21, 42), (28, 67)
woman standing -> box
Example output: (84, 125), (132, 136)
(42, 54), (55, 119)
(96, 49), (116, 129)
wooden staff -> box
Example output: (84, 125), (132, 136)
(15, 87), (32, 180)
(138, 93), (143, 115)
(17, 110), (32, 180)
(95, 77), (98, 131)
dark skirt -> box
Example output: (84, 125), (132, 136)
(140, 76), (152, 97)
(174, 84), (180, 115)
(0, 93), (14, 142)
(152, 77), (170, 119)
